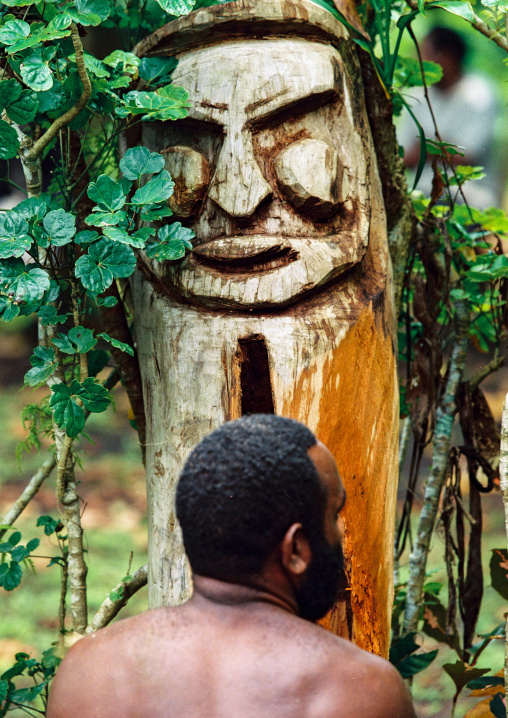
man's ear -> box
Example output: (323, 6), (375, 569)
(281, 523), (311, 577)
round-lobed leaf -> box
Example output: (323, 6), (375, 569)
(6, 89), (39, 124)
(0, 212), (32, 259)
(43, 208), (76, 246)
(0, 259), (50, 304)
(75, 238), (136, 294)
(50, 384), (86, 437)
(132, 171), (174, 206)
(0, 120), (20, 160)
(87, 175), (126, 212)
(119, 147), (165, 181)
(154, 0), (195, 15)
(21, 52), (53, 91)
(0, 20), (30, 45)
(146, 221), (194, 261)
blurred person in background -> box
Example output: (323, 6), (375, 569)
(397, 26), (503, 208)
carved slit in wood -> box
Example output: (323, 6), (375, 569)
(238, 335), (275, 416)
(131, 0), (398, 658)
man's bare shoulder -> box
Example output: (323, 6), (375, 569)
(312, 629), (415, 718)
(46, 606), (184, 718)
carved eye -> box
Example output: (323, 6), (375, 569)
(162, 146), (210, 218)
(273, 139), (349, 221)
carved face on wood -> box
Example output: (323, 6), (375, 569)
(142, 32), (374, 309)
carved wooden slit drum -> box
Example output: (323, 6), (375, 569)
(131, 0), (398, 657)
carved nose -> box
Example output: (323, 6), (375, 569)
(208, 128), (271, 218)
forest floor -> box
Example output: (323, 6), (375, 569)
(0, 317), (507, 718)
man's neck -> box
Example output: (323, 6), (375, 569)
(191, 575), (299, 616)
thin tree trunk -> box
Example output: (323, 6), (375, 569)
(403, 301), (469, 633)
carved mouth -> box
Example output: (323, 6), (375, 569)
(191, 235), (299, 274)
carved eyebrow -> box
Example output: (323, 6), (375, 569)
(196, 100), (228, 112)
(246, 88), (338, 129)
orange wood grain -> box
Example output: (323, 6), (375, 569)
(279, 303), (398, 657)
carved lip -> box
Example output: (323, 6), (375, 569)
(191, 235), (299, 274)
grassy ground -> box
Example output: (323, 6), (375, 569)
(0, 378), (148, 674)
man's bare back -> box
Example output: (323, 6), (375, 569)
(48, 578), (413, 718)
(47, 418), (415, 718)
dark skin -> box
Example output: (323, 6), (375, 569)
(47, 442), (415, 718)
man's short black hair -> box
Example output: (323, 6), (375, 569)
(176, 415), (325, 581)
(427, 26), (467, 63)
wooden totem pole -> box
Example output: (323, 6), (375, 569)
(132, 0), (398, 657)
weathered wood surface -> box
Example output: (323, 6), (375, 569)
(132, 0), (398, 657)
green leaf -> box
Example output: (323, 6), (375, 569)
(0, 259), (50, 304)
(140, 204), (173, 221)
(0, 212), (32, 259)
(0, 679), (8, 701)
(36, 515), (60, 536)
(490, 694), (507, 718)
(8, 531), (21, 546)
(443, 661), (489, 693)
(389, 634), (419, 666)
(36, 82), (66, 114)
(154, 0), (195, 15)
(49, 383), (86, 437)
(430, 0), (475, 19)
(467, 676), (504, 690)
(0, 79), (39, 123)
(146, 221), (194, 261)
(75, 238), (136, 294)
(69, 52), (109, 78)
(24, 346), (57, 385)
(102, 226), (147, 249)
(490, 548), (508, 600)
(138, 56), (177, 86)
(0, 120), (20, 160)
(395, 58), (443, 89)
(103, 50), (139, 74)
(84, 209), (127, 227)
(37, 304), (67, 327)
(6, 89), (38, 123)
(52, 326), (97, 354)
(49, 14), (73, 30)
(449, 165), (486, 187)
(132, 171), (174, 205)
(87, 175), (126, 212)
(75, 230), (100, 246)
(116, 88), (190, 121)
(94, 295), (117, 307)
(0, 295), (20, 322)
(21, 51), (53, 91)
(11, 544), (30, 562)
(43, 209), (76, 246)
(97, 332), (134, 356)
(0, 19), (30, 45)
(76, 377), (110, 412)
(0, 561), (23, 590)
(9, 683), (45, 704)
(0, 79), (22, 111)
(66, 0), (111, 25)
(119, 147), (165, 181)
(87, 349), (110, 377)
(396, 650), (438, 678)
(14, 197), (47, 221)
